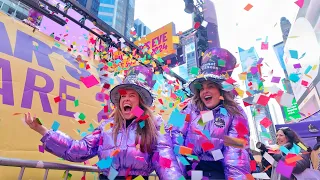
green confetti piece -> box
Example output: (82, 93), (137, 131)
(190, 67), (200, 75)
(218, 59), (226, 67)
(169, 102), (174, 108)
(88, 123), (95, 132)
(261, 131), (271, 139)
(74, 99), (79, 107)
(198, 118), (206, 126)
(186, 154), (199, 161)
(54, 42), (60, 47)
(107, 62), (113, 67)
(36, 118), (43, 125)
(157, 57), (164, 63)
(79, 113), (86, 120)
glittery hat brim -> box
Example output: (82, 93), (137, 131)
(187, 74), (226, 94)
(110, 83), (154, 107)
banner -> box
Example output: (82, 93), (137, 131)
(0, 12), (102, 179)
(134, 22), (176, 58)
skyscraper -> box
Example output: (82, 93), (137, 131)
(134, 19), (151, 37)
(76, 0), (100, 15)
(239, 47), (276, 145)
(98, 0), (135, 38)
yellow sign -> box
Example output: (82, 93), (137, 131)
(0, 12), (100, 179)
(134, 22), (176, 58)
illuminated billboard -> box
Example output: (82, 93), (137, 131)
(134, 22), (176, 58)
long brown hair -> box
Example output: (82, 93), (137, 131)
(112, 98), (158, 153)
(192, 81), (243, 117)
(277, 127), (304, 150)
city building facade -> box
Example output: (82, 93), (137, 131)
(76, 0), (100, 15)
(239, 47), (277, 145)
(0, 0), (30, 21)
(134, 19), (151, 37)
(98, 0), (135, 38)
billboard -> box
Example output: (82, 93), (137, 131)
(284, 14), (320, 118)
(134, 22), (176, 58)
(0, 11), (104, 179)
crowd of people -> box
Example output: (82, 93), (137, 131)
(23, 47), (320, 180)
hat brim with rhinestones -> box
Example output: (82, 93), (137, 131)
(109, 65), (155, 107)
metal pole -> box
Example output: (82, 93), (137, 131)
(43, 169), (49, 180)
(64, 170), (69, 180)
(18, 167), (25, 180)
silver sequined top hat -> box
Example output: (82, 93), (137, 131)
(188, 47), (236, 94)
(110, 65), (156, 107)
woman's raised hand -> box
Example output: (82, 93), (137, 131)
(25, 112), (48, 136)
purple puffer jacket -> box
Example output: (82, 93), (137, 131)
(41, 116), (183, 180)
(171, 102), (250, 179)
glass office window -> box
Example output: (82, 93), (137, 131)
(99, 6), (114, 13)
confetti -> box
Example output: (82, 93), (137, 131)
(244, 3), (253, 11)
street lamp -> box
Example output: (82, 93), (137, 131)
(184, 0), (194, 14)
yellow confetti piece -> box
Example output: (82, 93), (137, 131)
(235, 87), (244, 97)
(172, 36), (180, 44)
(305, 74), (313, 79)
(79, 62), (85, 69)
(160, 122), (165, 135)
(72, 41), (76, 45)
(62, 93), (66, 99)
(104, 123), (111, 131)
(312, 65), (317, 70)
(238, 73), (247, 80)
(297, 142), (307, 151)
(133, 175), (145, 180)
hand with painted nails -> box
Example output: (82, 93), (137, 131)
(24, 112), (48, 136)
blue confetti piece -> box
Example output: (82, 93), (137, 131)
(220, 108), (228, 116)
(177, 134), (184, 145)
(256, 38), (262, 41)
(139, 121), (145, 128)
(178, 156), (190, 166)
(174, 145), (180, 155)
(265, 36), (268, 43)
(88, 123), (95, 132)
(97, 157), (113, 169)
(109, 78), (114, 85)
(290, 143), (301, 154)
(77, 129), (81, 133)
(289, 50), (298, 59)
(202, 129), (211, 139)
(168, 108), (186, 128)
(299, 52), (306, 59)
(108, 167), (118, 180)
(289, 73), (300, 83)
(80, 132), (87, 137)
(280, 146), (290, 155)
(51, 121), (60, 131)
(304, 65), (312, 74)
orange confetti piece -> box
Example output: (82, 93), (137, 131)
(244, 3), (253, 11)
(111, 149), (120, 157)
(13, 112), (23, 116)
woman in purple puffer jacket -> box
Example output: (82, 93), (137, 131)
(24, 65), (183, 180)
(171, 48), (250, 180)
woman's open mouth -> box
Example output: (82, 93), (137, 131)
(123, 104), (132, 112)
(204, 95), (212, 102)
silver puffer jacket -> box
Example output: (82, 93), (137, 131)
(171, 102), (251, 179)
(41, 116), (183, 180)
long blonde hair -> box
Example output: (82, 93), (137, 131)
(112, 99), (158, 153)
(192, 81), (243, 117)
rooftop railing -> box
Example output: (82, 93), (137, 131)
(0, 157), (158, 180)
